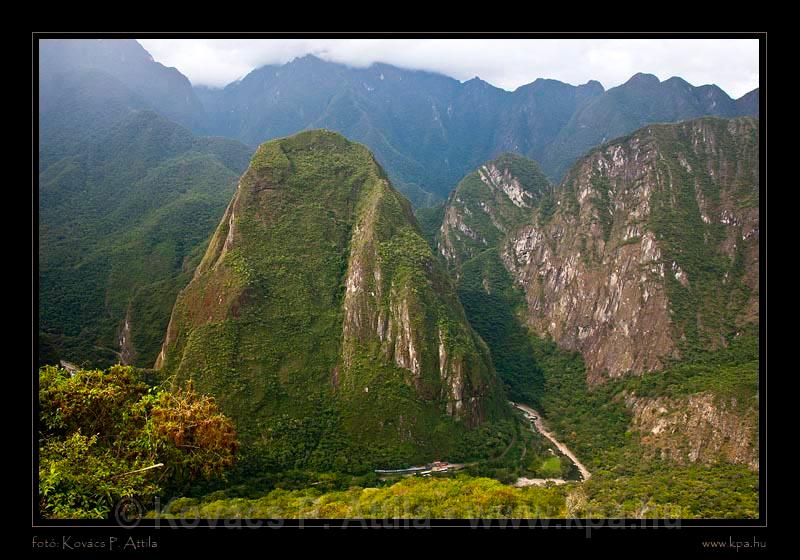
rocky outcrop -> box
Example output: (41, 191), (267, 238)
(501, 117), (759, 381)
(623, 391), (758, 469)
(438, 154), (551, 269)
(342, 171), (497, 425)
(478, 162), (535, 209)
(117, 309), (135, 365)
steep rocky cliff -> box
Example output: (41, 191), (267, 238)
(340, 175), (500, 424)
(435, 117), (760, 474)
(155, 130), (508, 471)
(502, 117), (759, 381)
(438, 153), (551, 270)
(623, 391), (758, 469)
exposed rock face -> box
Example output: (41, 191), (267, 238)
(478, 163), (534, 208)
(341, 174), (498, 424)
(117, 309), (135, 365)
(623, 391), (758, 469)
(155, 130), (506, 464)
(438, 153), (551, 270)
(501, 117), (759, 381)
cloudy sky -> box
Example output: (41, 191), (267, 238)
(138, 38), (760, 98)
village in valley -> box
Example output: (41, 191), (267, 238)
(375, 461), (465, 479)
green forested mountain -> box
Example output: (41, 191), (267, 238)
(437, 153), (551, 269)
(417, 116), (760, 519)
(38, 39), (253, 368)
(430, 154), (554, 406)
(155, 130), (512, 474)
(39, 109), (252, 368)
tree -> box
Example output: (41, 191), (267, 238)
(38, 365), (238, 518)
(151, 379), (238, 483)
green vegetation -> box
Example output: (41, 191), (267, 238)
(442, 154), (549, 267)
(533, 330), (758, 472)
(494, 153), (551, 198)
(38, 109), (760, 519)
(156, 475), (568, 519)
(537, 192), (557, 225)
(453, 412), (578, 484)
(158, 130), (511, 477)
(152, 461), (757, 519)
(645, 118), (759, 358)
(39, 110), (253, 368)
(458, 249), (544, 406)
(533, 337), (635, 470)
(626, 328), (758, 402)
(439, 155), (553, 409)
(414, 202), (445, 251)
(38, 39), (763, 523)
(536, 456), (562, 478)
(582, 463), (758, 519)
(439, 134), (759, 514)
(38, 365), (237, 518)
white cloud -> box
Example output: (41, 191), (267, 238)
(138, 38), (760, 98)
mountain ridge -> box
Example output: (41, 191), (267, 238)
(499, 117), (758, 380)
(192, 52), (758, 204)
(41, 39), (757, 207)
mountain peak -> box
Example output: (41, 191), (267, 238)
(464, 76), (489, 86)
(580, 79), (605, 92)
(624, 72), (661, 87)
(292, 53), (326, 64)
(155, 129), (508, 471)
(439, 153), (550, 268)
(663, 76), (692, 88)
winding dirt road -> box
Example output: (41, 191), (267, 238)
(511, 402), (591, 481)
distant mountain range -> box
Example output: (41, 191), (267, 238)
(39, 39), (758, 206)
(197, 56), (758, 205)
